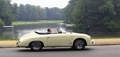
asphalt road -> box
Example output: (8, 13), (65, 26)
(0, 45), (120, 57)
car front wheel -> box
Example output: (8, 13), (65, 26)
(30, 41), (43, 51)
(73, 39), (85, 50)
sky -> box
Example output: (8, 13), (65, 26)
(11, 0), (70, 8)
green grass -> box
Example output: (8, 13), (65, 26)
(0, 35), (17, 40)
(0, 38), (17, 40)
(12, 20), (64, 25)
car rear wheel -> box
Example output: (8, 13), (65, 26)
(73, 39), (85, 50)
(30, 41), (43, 51)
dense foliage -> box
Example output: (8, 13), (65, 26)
(64, 0), (120, 33)
(0, 0), (14, 26)
(16, 4), (65, 21)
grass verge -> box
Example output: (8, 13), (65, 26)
(0, 37), (17, 41)
(12, 20), (64, 25)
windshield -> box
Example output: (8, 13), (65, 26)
(57, 28), (66, 33)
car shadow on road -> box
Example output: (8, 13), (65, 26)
(17, 47), (93, 52)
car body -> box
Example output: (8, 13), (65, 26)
(17, 28), (94, 51)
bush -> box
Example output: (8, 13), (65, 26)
(0, 19), (5, 28)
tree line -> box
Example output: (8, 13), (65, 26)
(16, 4), (65, 21)
(64, 0), (120, 34)
(0, 0), (65, 27)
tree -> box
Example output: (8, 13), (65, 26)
(0, 19), (4, 28)
(99, 0), (120, 32)
(11, 3), (18, 19)
(64, 0), (76, 23)
(17, 4), (26, 21)
(45, 7), (65, 20)
(35, 6), (46, 20)
(0, 0), (14, 26)
(64, 0), (120, 34)
(17, 4), (65, 21)
(72, 0), (104, 33)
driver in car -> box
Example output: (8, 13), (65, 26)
(47, 28), (52, 34)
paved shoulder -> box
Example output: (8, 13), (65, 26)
(94, 38), (120, 45)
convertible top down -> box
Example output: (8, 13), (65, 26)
(17, 28), (94, 51)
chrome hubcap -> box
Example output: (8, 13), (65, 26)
(76, 40), (84, 49)
(32, 42), (41, 50)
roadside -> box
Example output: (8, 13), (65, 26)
(94, 38), (120, 45)
(0, 38), (120, 48)
(0, 40), (16, 48)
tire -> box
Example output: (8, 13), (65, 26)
(73, 39), (85, 50)
(30, 41), (43, 51)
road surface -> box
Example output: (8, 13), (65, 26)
(0, 45), (120, 57)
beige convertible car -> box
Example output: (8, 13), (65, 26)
(17, 28), (94, 51)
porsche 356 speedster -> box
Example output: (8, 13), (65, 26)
(17, 28), (94, 51)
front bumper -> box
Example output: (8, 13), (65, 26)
(91, 39), (95, 45)
(16, 41), (28, 47)
(16, 40), (20, 47)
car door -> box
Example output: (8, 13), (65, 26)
(47, 33), (70, 47)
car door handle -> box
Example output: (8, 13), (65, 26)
(47, 37), (52, 38)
